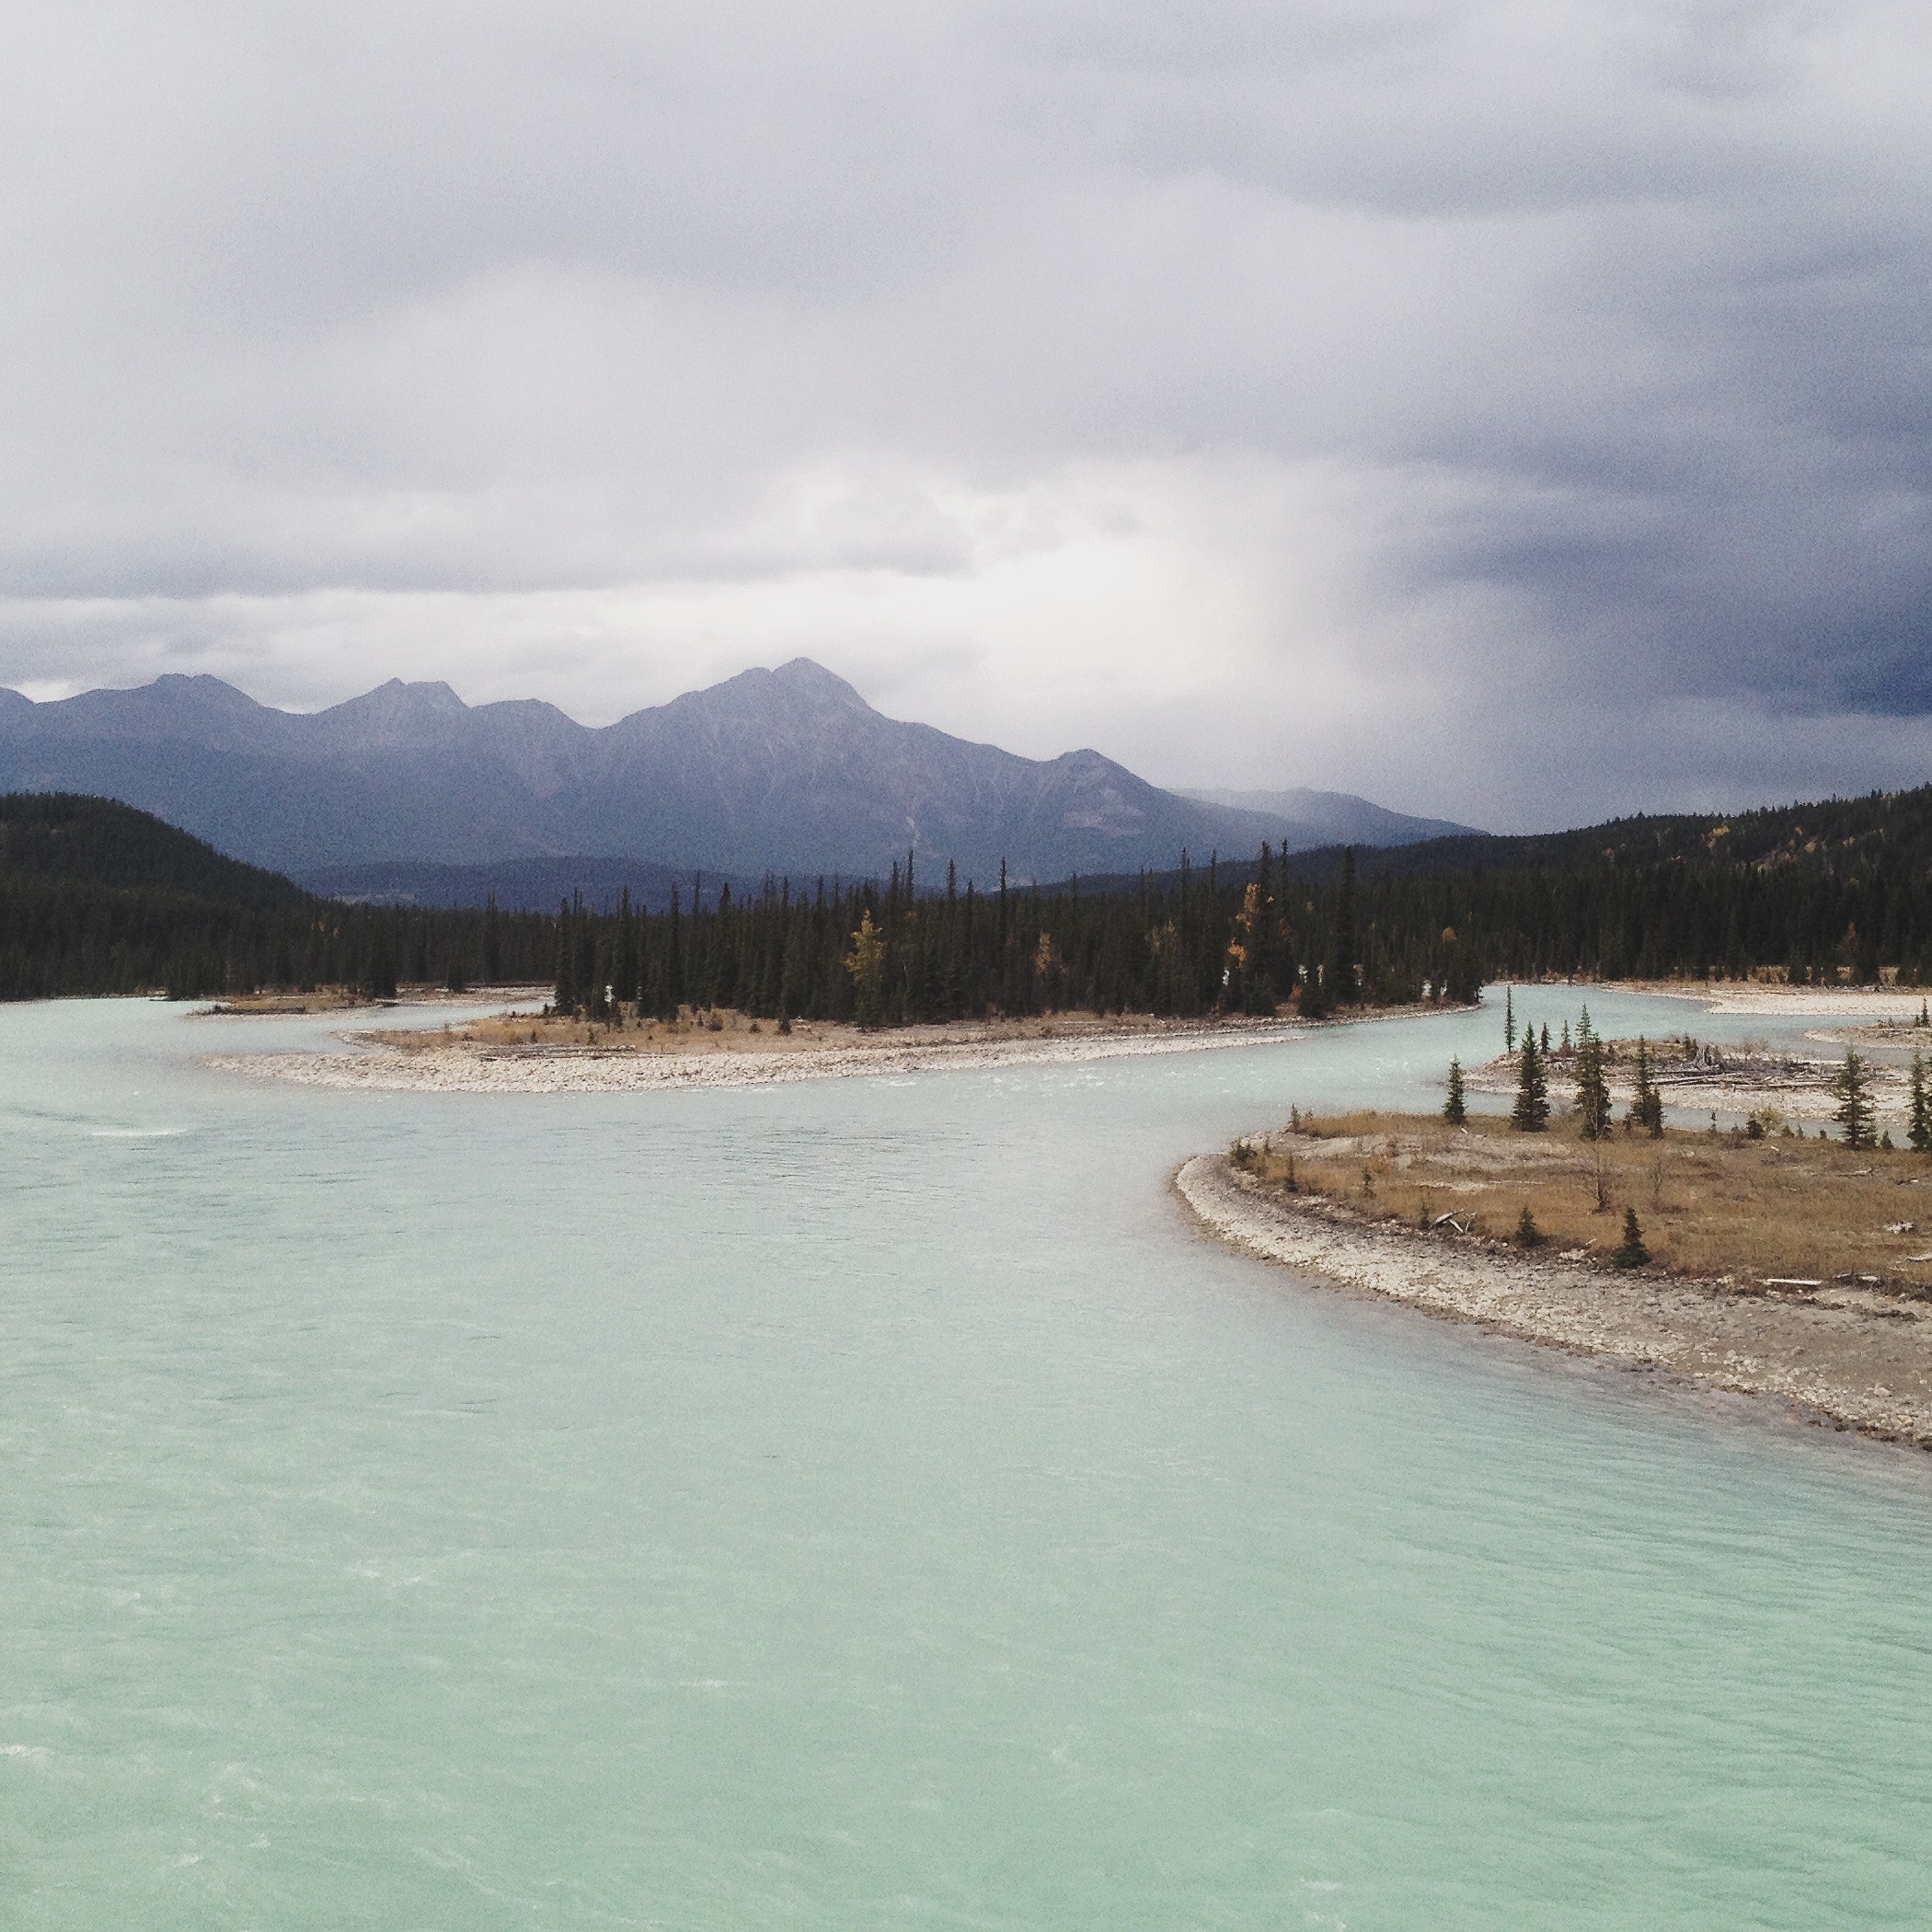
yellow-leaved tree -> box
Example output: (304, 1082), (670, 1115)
(845, 909), (887, 1027)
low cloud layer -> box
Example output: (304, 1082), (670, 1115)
(3, 1), (1929, 827)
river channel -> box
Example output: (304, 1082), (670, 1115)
(5, 988), (1930, 1927)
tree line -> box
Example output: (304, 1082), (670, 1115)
(8, 787), (1932, 1009)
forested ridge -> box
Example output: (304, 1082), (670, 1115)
(6, 786), (1932, 1010)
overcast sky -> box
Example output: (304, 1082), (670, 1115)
(3, 1), (1928, 829)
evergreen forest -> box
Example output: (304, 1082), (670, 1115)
(6, 785), (1932, 1013)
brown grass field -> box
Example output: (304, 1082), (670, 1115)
(1233, 1111), (1932, 1294)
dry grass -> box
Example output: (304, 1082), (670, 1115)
(1234, 1110), (1932, 1293)
(377, 1003), (1322, 1059)
(197, 990), (367, 1015)
(389, 1002), (812, 1054)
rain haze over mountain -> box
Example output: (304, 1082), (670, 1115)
(3, 3), (1929, 829)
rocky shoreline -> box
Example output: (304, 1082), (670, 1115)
(1174, 1152), (1932, 1449)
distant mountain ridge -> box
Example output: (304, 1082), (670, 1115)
(1179, 788), (1477, 848)
(0, 659), (1474, 886)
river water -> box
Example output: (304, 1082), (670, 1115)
(6, 989), (1931, 1927)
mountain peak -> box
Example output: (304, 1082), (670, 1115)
(689, 658), (872, 716)
(312, 677), (471, 745)
(768, 658), (868, 705)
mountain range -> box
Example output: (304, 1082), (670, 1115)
(0, 659), (1474, 899)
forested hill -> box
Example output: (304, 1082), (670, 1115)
(2, 791), (309, 906)
(0, 794), (544, 1001)
(1330, 784), (1932, 882)
(1073, 786), (1932, 894)
(1074, 785), (1932, 985)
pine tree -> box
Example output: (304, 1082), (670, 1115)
(1299, 964), (1331, 1020)
(1910, 1050), (1932, 1156)
(1834, 1049), (1876, 1149)
(553, 897), (575, 1014)
(1511, 1031), (1549, 1133)
(1516, 1204), (1544, 1248)
(1329, 846), (1358, 1004)
(1443, 1056), (1467, 1125)
(1574, 1020), (1612, 1139)
(1615, 1207), (1650, 1267)
(1504, 987), (1516, 1052)
(481, 889), (500, 983)
(1629, 1037), (1662, 1136)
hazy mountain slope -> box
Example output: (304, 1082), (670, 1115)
(0, 659), (1386, 881)
(298, 856), (760, 914)
(1179, 787), (1479, 848)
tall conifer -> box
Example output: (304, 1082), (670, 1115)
(1834, 1050), (1876, 1149)
(1511, 1031), (1549, 1132)
(1332, 846), (1358, 1003)
(1629, 1037), (1662, 1135)
(1574, 1018), (1611, 1139)
(553, 898), (574, 1013)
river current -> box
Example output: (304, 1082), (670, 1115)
(5, 988), (1931, 1927)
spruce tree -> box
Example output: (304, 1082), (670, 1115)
(1299, 967), (1331, 1021)
(1629, 1037), (1662, 1135)
(1504, 987), (1516, 1052)
(1329, 846), (1358, 1004)
(553, 898), (574, 1014)
(1615, 1207), (1650, 1267)
(481, 889), (500, 983)
(1511, 1031), (1549, 1133)
(1834, 1049), (1876, 1150)
(1574, 1021), (1612, 1139)
(1910, 1049), (1932, 1155)
(1443, 1056), (1467, 1125)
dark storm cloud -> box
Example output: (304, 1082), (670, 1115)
(1, 1), (1928, 823)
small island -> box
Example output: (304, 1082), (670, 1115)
(207, 999), (1440, 1094)
(1179, 1097), (1932, 1450)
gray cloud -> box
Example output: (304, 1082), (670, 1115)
(2, 0), (1929, 827)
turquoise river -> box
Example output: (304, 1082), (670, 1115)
(5, 988), (1932, 1927)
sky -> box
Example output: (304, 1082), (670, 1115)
(2, 1), (1928, 831)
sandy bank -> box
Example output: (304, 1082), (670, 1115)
(1642, 983), (1931, 1019)
(208, 1010), (1372, 1093)
(1175, 1153), (1932, 1449)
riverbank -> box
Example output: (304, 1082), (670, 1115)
(1464, 1031), (1932, 1134)
(1609, 981), (1932, 1019)
(207, 1003), (1447, 1094)
(1175, 1136), (1932, 1448)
